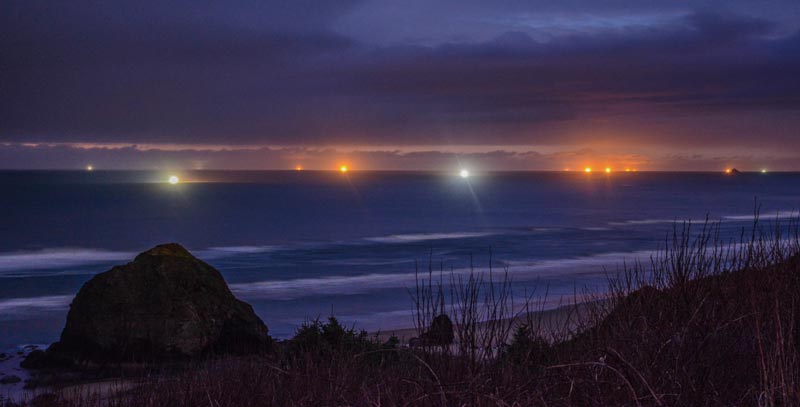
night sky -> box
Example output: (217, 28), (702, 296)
(2, 1), (799, 170)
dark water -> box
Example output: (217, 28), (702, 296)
(1, 170), (798, 349)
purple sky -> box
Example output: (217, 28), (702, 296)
(2, 1), (799, 170)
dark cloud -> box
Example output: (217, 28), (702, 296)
(0, 1), (799, 168)
(334, 0), (800, 45)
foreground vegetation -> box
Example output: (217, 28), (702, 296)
(8, 213), (800, 406)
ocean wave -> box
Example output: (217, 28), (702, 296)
(504, 250), (655, 273)
(610, 210), (799, 226)
(530, 227), (562, 233)
(723, 210), (798, 221)
(0, 249), (133, 275)
(0, 295), (72, 316)
(364, 231), (496, 244)
(231, 273), (417, 300)
(198, 246), (281, 259)
(230, 249), (654, 301)
(204, 246), (280, 253)
(310, 258), (415, 266)
(608, 219), (675, 226)
(0, 245), (282, 277)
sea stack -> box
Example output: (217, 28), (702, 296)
(27, 243), (270, 366)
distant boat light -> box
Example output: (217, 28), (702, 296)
(168, 175), (180, 184)
(605, 167), (612, 174)
(762, 169), (768, 174)
(340, 165), (348, 173)
(86, 165), (93, 171)
(459, 169), (470, 178)
(584, 167), (592, 173)
(295, 166), (303, 171)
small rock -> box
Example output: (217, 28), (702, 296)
(410, 314), (456, 347)
(422, 314), (455, 346)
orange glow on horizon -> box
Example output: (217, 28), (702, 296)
(577, 165), (645, 174)
(295, 165), (303, 171)
(725, 168), (732, 174)
(340, 165), (348, 173)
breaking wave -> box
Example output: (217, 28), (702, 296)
(0, 249), (133, 276)
(364, 231), (496, 244)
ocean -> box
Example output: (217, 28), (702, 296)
(1, 170), (798, 349)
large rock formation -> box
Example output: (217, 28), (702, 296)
(28, 243), (270, 366)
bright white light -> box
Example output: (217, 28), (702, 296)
(168, 175), (180, 184)
(459, 169), (470, 178)
(86, 165), (93, 171)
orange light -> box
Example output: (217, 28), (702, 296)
(295, 166), (303, 171)
(584, 167), (592, 173)
(725, 168), (732, 174)
(605, 167), (612, 173)
(625, 168), (631, 172)
(340, 165), (348, 173)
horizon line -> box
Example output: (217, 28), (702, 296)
(0, 168), (791, 173)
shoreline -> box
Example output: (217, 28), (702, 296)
(374, 298), (609, 345)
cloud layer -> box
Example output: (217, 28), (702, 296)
(1, 1), (799, 169)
